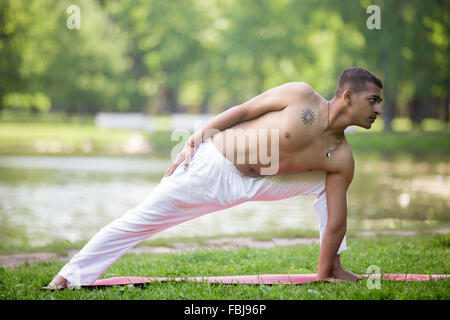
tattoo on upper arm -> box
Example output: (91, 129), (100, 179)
(301, 107), (315, 136)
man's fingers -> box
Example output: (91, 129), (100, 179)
(183, 152), (193, 170)
(165, 160), (181, 177)
(165, 148), (196, 176)
(165, 154), (188, 176)
(166, 165), (178, 176)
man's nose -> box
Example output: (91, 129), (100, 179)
(374, 104), (382, 116)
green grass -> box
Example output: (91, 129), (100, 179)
(151, 130), (450, 154)
(0, 123), (135, 155)
(1, 234), (448, 300)
(346, 131), (450, 156)
(0, 228), (322, 255)
(0, 110), (95, 124)
(0, 120), (449, 156)
(1, 225), (449, 256)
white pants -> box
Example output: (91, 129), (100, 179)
(58, 137), (346, 285)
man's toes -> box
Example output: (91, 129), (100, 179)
(318, 277), (345, 283)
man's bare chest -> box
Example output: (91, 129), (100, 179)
(221, 103), (336, 174)
(238, 103), (324, 151)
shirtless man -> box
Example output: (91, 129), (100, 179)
(46, 67), (382, 289)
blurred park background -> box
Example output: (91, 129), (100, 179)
(0, 0), (449, 249)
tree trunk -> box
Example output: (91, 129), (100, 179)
(159, 87), (179, 114)
(199, 91), (211, 114)
(446, 82), (450, 129)
(409, 95), (425, 131)
(381, 51), (395, 132)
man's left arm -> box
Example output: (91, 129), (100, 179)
(316, 152), (354, 280)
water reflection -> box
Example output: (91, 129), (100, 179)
(0, 154), (449, 247)
(349, 157), (450, 228)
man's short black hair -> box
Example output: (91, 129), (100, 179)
(334, 67), (383, 97)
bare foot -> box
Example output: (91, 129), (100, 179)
(317, 268), (362, 283)
(330, 267), (362, 282)
(317, 277), (346, 283)
(43, 275), (68, 290)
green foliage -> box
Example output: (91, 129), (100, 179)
(2, 92), (51, 112)
(0, 0), (448, 128)
(0, 0), (135, 113)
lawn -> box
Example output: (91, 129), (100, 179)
(1, 234), (448, 300)
(0, 121), (449, 156)
(0, 123), (135, 155)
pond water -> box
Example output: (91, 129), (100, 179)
(0, 153), (449, 247)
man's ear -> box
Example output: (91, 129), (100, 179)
(343, 89), (352, 105)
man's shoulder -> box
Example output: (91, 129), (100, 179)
(325, 140), (354, 181)
(279, 81), (316, 97)
(336, 140), (355, 180)
(342, 140), (355, 165)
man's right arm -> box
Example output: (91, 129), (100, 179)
(164, 82), (312, 176)
(317, 151), (354, 280)
(190, 82), (313, 145)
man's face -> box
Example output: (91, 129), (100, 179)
(349, 82), (383, 129)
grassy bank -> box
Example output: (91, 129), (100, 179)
(0, 123), (135, 155)
(2, 225), (449, 256)
(114, 129), (450, 156)
(0, 121), (448, 157)
(0, 234), (448, 300)
(346, 131), (450, 157)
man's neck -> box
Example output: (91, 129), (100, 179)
(325, 98), (350, 138)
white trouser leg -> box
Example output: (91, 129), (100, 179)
(58, 177), (242, 285)
(250, 171), (347, 255)
(58, 138), (254, 285)
(58, 138), (347, 285)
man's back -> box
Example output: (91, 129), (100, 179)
(211, 82), (353, 177)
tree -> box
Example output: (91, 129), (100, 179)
(0, 0), (134, 114)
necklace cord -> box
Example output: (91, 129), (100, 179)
(326, 101), (344, 158)
(326, 102), (330, 158)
